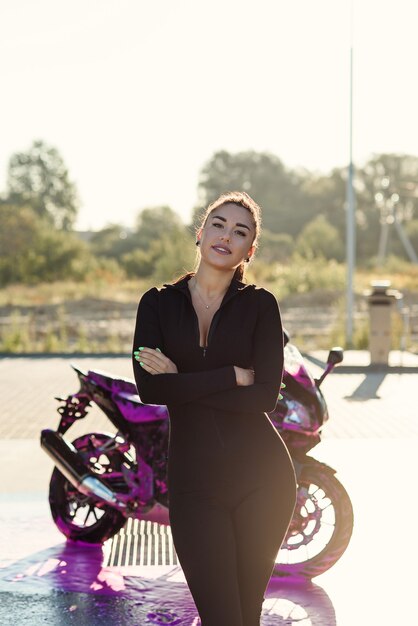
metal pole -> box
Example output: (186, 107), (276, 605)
(346, 2), (356, 347)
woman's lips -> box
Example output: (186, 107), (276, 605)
(211, 245), (231, 255)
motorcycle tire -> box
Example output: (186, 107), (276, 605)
(273, 462), (354, 578)
(48, 432), (127, 543)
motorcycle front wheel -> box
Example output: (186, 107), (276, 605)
(274, 462), (354, 578)
(49, 432), (127, 543)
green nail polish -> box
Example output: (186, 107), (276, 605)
(281, 382), (286, 388)
(138, 347), (144, 351)
(139, 361), (144, 366)
(278, 393), (283, 400)
(156, 348), (161, 352)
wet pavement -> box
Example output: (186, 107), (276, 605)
(1, 351), (417, 625)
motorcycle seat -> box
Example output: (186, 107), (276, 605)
(87, 368), (169, 422)
(117, 391), (142, 404)
(116, 391), (169, 423)
(88, 369), (138, 394)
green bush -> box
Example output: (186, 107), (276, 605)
(257, 230), (295, 263)
(296, 215), (344, 261)
(258, 254), (346, 299)
(0, 312), (30, 352)
(0, 204), (100, 285)
(122, 249), (156, 278)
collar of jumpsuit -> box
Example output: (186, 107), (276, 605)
(164, 274), (254, 308)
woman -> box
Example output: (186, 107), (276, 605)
(132, 191), (296, 626)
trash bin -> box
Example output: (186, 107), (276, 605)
(364, 280), (403, 366)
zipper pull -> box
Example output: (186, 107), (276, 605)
(203, 347), (207, 357)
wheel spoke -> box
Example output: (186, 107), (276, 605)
(319, 500), (332, 511)
(82, 505), (92, 525)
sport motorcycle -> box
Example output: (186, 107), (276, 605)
(41, 333), (353, 578)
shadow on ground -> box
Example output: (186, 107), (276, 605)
(344, 371), (387, 400)
(0, 542), (336, 625)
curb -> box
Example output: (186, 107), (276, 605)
(2, 352), (418, 372)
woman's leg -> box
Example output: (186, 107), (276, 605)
(232, 479), (296, 626)
(169, 492), (243, 626)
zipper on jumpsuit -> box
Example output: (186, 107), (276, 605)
(186, 287), (238, 357)
(202, 310), (220, 358)
(164, 277), (245, 356)
(166, 278), (245, 448)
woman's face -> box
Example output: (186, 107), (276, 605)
(197, 202), (256, 272)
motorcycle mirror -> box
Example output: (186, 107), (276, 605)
(327, 347), (344, 365)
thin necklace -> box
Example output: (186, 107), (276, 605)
(192, 279), (226, 309)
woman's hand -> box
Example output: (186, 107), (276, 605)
(134, 347), (178, 375)
(234, 366), (255, 386)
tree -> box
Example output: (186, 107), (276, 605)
(149, 231), (196, 283)
(355, 153), (418, 262)
(0, 204), (91, 284)
(297, 215), (343, 261)
(121, 231), (196, 281)
(6, 140), (79, 229)
(300, 169), (347, 244)
(197, 150), (308, 236)
(257, 230), (295, 263)
(135, 205), (187, 248)
(197, 150), (418, 265)
(90, 224), (136, 259)
(122, 206), (195, 280)
(0, 205), (40, 284)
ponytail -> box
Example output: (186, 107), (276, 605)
(233, 263), (245, 281)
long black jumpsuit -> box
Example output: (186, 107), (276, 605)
(132, 275), (296, 626)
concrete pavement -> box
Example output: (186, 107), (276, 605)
(0, 350), (417, 625)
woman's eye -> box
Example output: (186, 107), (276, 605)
(213, 222), (223, 228)
(236, 230), (246, 237)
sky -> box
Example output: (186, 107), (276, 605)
(1, 0), (417, 230)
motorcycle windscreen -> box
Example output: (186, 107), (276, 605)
(283, 343), (316, 391)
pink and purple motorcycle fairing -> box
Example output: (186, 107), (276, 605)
(269, 342), (331, 455)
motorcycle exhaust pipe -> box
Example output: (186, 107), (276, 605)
(40, 429), (126, 510)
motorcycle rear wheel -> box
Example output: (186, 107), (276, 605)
(274, 462), (354, 578)
(48, 432), (127, 543)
